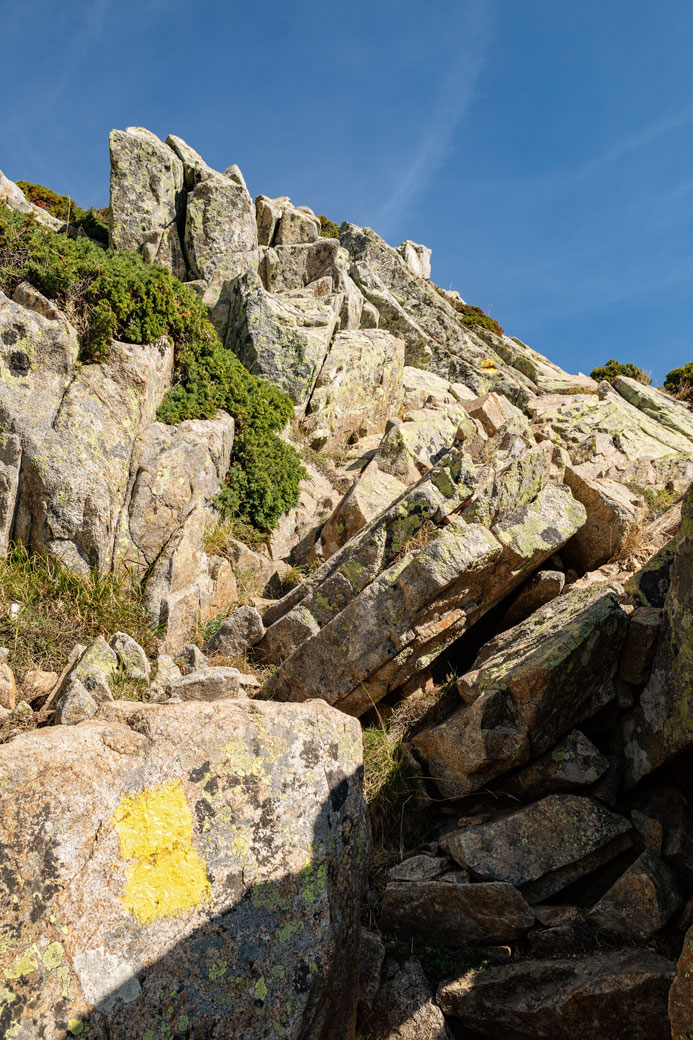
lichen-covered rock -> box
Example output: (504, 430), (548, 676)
(183, 167), (258, 284)
(0, 652), (16, 710)
(110, 632), (150, 681)
(379, 880), (534, 944)
(619, 605), (662, 685)
(109, 127), (186, 278)
(206, 604), (265, 656)
(440, 795), (632, 902)
(588, 850), (681, 939)
(622, 484), (693, 786)
(368, 956), (452, 1040)
(437, 951), (675, 1040)
(55, 677), (99, 724)
(0, 698), (367, 1039)
(500, 568), (565, 628)
(503, 729), (609, 799)
(413, 585), (627, 798)
(562, 467), (644, 569)
(396, 240), (432, 280)
(303, 329), (405, 450)
(320, 460), (407, 560)
(0, 171), (64, 229)
(167, 666), (258, 700)
(226, 271), (339, 407)
(374, 408), (465, 485)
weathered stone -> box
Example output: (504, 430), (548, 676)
(109, 127), (186, 277)
(500, 568), (565, 628)
(386, 854), (449, 882)
(275, 203), (320, 244)
(320, 461), (407, 560)
(303, 329), (405, 450)
(628, 786), (693, 888)
(165, 134), (214, 189)
(380, 879), (534, 944)
(589, 850), (681, 939)
(179, 644), (209, 671)
(440, 795), (631, 902)
(374, 408), (465, 484)
(17, 337), (173, 573)
(669, 924), (693, 1040)
(167, 666), (257, 701)
(184, 167), (258, 284)
(206, 605), (265, 656)
(396, 240), (432, 281)
(20, 669), (58, 704)
(413, 586), (627, 798)
(618, 605), (662, 684)
(55, 678), (98, 724)
(622, 485), (693, 786)
(485, 331), (599, 396)
(0, 700), (34, 744)
(110, 632), (150, 681)
(368, 956), (451, 1040)
(226, 271), (339, 407)
(0, 699), (366, 1038)
(613, 375), (693, 443)
(502, 729), (609, 799)
(0, 432), (21, 556)
(437, 951), (675, 1040)
(626, 536), (676, 608)
(562, 467), (644, 569)
(0, 655), (16, 710)
(359, 928), (386, 1016)
(463, 391), (525, 435)
(401, 365), (454, 409)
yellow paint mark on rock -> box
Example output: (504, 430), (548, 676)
(113, 781), (210, 925)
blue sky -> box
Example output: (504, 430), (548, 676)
(3, 0), (692, 383)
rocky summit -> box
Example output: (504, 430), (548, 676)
(0, 128), (693, 1039)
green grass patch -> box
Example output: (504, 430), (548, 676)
(363, 724), (428, 886)
(0, 543), (158, 676)
(457, 302), (504, 337)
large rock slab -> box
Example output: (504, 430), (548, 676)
(380, 880), (534, 944)
(588, 850), (681, 939)
(109, 127), (186, 278)
(319, 460), (407, 560)
(622, 483), (693, 786)
(226, 271), (339, 407)
(562, 467), (643, 569)
(440, 795), (631, 902)
(0, 698), (367, 1040)
(303, 329), (405, 450)
(412, 585), (628, 798)
(437, 951), (675, 1040)
(368, 956), (452, 1040)
(184, 167), (258, 284)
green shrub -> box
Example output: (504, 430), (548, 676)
(664, 362), (693, 401)
(318, 214), (340, 239)
(590, 358), (650, 385)
(16, 180), (109, 243)
(457, 302), (504, 337)
(0, 202), (304, 531)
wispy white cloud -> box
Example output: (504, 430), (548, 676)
(376, 0), (494, 231)
(51, 0), (113, 101)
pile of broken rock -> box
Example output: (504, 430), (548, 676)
(2, 128), (693, 1039)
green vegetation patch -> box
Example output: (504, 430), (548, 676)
(0, 202), (304, 530)
(590, 357), (650, 385)
(457, 302), (504, 337)
(318, 214), (340, 239)
(664, 362), (693, 402)
(16, 180), (109, 243)
(0, 542), (158, 675)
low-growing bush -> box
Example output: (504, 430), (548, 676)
(0, 202), (304, 531)
(457, 302), (504, 337)
(318, 214), (340, 238)
(590, 358), (650, 385)
(664, 362), (693, 402)
(16, 180), (109, 243)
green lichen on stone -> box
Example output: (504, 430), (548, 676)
(254, 976), (268, 1002)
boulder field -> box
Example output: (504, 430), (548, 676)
(1, 128), (693, 1038)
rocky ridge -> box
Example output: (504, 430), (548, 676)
(0, 128), (693, 1038)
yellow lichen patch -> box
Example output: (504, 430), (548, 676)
(113, 781), (211, 925)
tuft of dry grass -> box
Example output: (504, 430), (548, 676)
(0, 543), (159, 677)
(392, 520), (437, 564)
